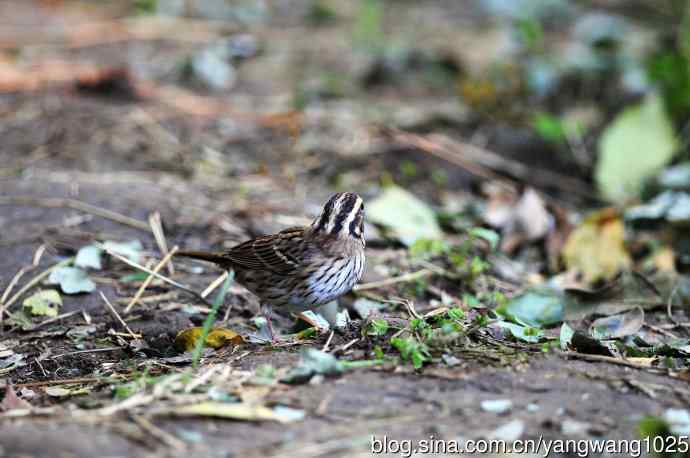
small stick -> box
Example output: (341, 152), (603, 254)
(0, 244), (47, 305)
(95, 242), (210, 306)
(353, 269), (432, 292)
(149, 212), (175, 276)
(14, 376), (127, 389)
(0, 196), (150, 231)
(100, 291), (140, 338)
(125, 245), (179, 313)
(0, 257), (74, 322)
(51, 347), (122, 359)
(201, 271), (228, 298)
(559, 351), (658, 370)
(28, 309), (82, 330)
(322, 330), (335, 352)
(131, 414), (187, 451)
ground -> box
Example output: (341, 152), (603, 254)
(1, 1), (689, 457)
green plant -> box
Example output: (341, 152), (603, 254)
(390, 336), (430, 369)
(191, 273), (234, 369)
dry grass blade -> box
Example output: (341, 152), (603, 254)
(131, 414), (187, 451)
(353, 269), (432, 292)
(100, 291), (140, 338)
(125, 245), (179, 313)
(201, 271), (229, 299)
(149, 211), (175, 276)
(0, 244), (47, 304)
(0, 257), (74, 322)
(0, 196), (150, 231)
(95, 242), (210, 306)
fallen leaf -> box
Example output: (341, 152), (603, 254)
(298, 311), (330, 332)
(47, 267), (96, 294)
(498, 288), (566, 327)
(625, 191), (690, 225)
(596, 92), (678, 203)
(494, 321), (544, 343)
(22, 290), (62, 317)
(103, 240), (143, 263)
(74, 245), (103, 270)
(282, 349), (344, 384)
(367, 186), (442, 246)
(174, 327), (243, 353)
(562, 208), (631, 284)
(44, 386), (90, 397)
(589, 307), (645, 340)
(352, 298), (385, 319)
(173, 401), (303, 423)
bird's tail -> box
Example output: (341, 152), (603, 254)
(175, 250), (228, 266)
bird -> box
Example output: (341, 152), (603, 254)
(176, 192), (366, 342)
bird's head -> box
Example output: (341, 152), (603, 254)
(311, 192), (365, 245)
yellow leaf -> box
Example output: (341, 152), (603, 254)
(174, 401), (303, 423)
(562, 208), (631, 284)
(174, 327), (243, 353)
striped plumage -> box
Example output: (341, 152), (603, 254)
(177, 192), (366, 319)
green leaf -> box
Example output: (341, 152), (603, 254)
(74, 245), (103, 270)
(468, 227), (500, 251)
(498, 288), (565, 327)
(367, 186), (442, 246)
(596, 92), (678, 202)
(47, 267), (95, 294)
(23, 289), (62, 317)
(368, 319), (389, 336)
(495, 321), (544, 343)
(191, 273), (234, 368)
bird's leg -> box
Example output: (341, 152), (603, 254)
(262, 304), (279, 344)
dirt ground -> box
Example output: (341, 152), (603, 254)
(1, 1), (689, 457)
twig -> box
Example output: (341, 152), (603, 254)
(353, 269), (432, 292)
(131, 414), (187, 451)
(388, 129), (596, 200)
(0, 257), (74, 322)
(14, 375), (127, 389)
(125, 246), (179, 313)
(201, 271), (229, 298)
(27, 309), (82, 331)
(95, 242), (210, 306)
(0, 196), (150, 231)
(51, 347), (123, 359)
(0, 244), (47, 305)
(149, 212), (175, 276)
(667, 282), (681, 325)
(322, 331), (335, 352)
(100, 291), (140, 338)
(558, 351), (658, 370)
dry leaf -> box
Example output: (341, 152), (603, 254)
(562, 208), (631, 284)
(174, 401), (302, 423)
(174, 327), (243, 353)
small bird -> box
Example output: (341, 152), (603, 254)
(176, 192), (366, 341)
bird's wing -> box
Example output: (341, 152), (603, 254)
(225, 227), (305, 274)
